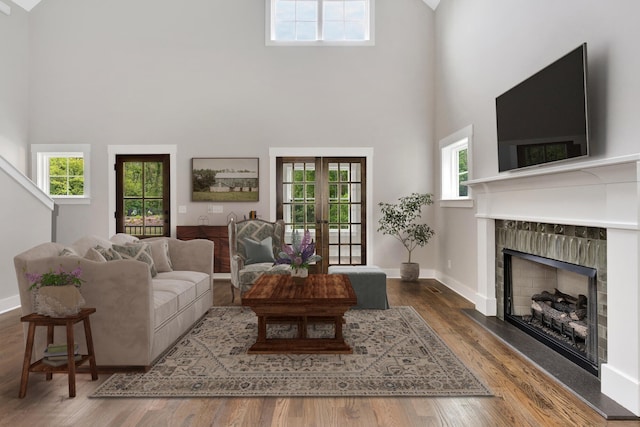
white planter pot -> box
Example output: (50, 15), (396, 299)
(33, 285), (85, 317)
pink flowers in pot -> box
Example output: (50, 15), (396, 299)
(26, 266), (84, 291)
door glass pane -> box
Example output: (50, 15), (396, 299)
(124, 162), (143, 197)
(305, 205), (315, 223)
(350, 183), (361, 202)
(293, 184), (304, 201)
(144, 162), (163, 197)
(144, 200), (163, 236)
(283, 163), (294, 182)
(283, 183), (293, 203)
(350, 163), (361, 181)
(351, 224), (361, 244)
(329, 184), (338, 201)
(124, 199), (142, 235)
(350, 204), (361, 223)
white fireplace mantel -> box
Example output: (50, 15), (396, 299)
(466, 153), (640, 416)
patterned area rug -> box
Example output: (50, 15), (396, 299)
(91, 306), (491, 398)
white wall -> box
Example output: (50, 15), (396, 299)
(0, 4), (29, 172)
(434, 0), (640, 297)
(0, 158), (53, 313)
(25, 0), (438, 269)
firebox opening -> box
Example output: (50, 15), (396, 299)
(503, 248), (598, 376)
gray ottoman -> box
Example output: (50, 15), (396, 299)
(328, 265), (389, 309)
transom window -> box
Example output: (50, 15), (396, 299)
(267, 0), (374, 45)
(31, 144), (91, 204)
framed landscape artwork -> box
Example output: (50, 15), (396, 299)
(192, 158), (259, 202)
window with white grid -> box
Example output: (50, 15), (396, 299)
(267, 0), (374, 46)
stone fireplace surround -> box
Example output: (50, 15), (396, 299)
(466, 154), (640, 416)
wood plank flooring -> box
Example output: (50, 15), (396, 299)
(1, 278), (639, 427)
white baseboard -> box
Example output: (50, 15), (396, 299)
(0, 294), (20, 315)
(601, 363), (640, 416)
(433, 270), (482, 307)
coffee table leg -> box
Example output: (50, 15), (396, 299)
(301, 316), (308, 339)
(257, 316), (266, 343)
(335, 316), (343, 341)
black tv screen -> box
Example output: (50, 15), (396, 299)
(496, 44), (589, 172)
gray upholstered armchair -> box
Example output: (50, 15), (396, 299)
(228, 219), (291, 302)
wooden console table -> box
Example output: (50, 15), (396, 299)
(177, 225), (230, 273)
(19, 308), (98, 398)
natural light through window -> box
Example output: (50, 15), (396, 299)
(31, 144), (91, 204)
(267, 0), (374, 45)
(440, 125), (473, 207)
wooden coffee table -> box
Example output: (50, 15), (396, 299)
(241, 273), (357, 354)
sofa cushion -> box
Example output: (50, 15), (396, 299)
(147, 239), (173, 273)
(239, 263), (290, 285)
(156, 271), (210, 297)
(244, 237), (275, 265)
(153, 279), (197, 312)
(113, 242), (158, 277)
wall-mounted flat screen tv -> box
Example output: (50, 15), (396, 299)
(496, 43), (589, 172)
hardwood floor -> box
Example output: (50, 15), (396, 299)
(1, 278), (639, 427)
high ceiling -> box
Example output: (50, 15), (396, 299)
(10, 0), (440, 13)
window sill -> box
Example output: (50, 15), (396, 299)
(439, 198), (474, 209)
(266, 40), (375, 47)
(52, 197), (91, 205)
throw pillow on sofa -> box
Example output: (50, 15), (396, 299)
(112, 242), (158, 277)
(84, 247), (107, 262)
(147, 239), (173, 273)
(93, 245), (123, 261)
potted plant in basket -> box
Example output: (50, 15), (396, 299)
(275, 229), (322, 278)
(26, 266), (86, 317)
(377, 192), (435, 281)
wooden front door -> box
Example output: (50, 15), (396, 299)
(115, 154), (170, 238)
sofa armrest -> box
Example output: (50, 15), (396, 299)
(16, 256), (155, 365)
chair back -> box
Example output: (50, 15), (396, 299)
(229, 219), (285, 261)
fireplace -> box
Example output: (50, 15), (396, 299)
(466, 156), (640, 415)
(503, 248), (599, 375)
(495, 220), (607, 376)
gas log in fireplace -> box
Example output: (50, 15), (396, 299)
(503, 249), (598, 375)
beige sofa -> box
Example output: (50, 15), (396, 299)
(14, 235), (213, 370)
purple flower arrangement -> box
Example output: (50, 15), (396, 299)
(276, 229), (322, 269)
(26, 266), (84, 291)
